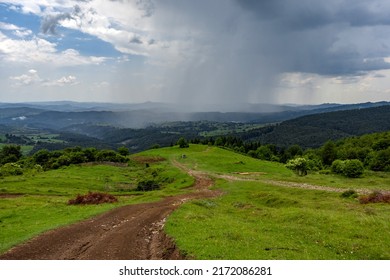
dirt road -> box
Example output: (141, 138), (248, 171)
(0, 167), (216, 260)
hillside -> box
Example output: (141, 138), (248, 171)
(238, 105), (390, 148)
(0, 101), (388, 130)
(1, 102), (389, 154)
(1, 145), (389, 260)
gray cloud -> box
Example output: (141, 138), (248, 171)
(129, 36), (143, 44)
(17, 0), (390, 106)
(136, 0), (155, 17)
(142, 0), (390, 107)
(40, 5), (87, 35)
(41, 13), (72, 34)
(233, 0), (390, 77)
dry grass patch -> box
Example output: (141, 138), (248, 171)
(68, 192), (118, 205)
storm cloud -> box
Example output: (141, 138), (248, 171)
(2, 0), (390, 105)
(146, 0), (390, 106)
(235, 0), (390, 75)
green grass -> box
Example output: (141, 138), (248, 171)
(141, 145), (390, 259)
(284, 170), (390, 191)
(165, 179), (390, 260)
(0, 160), (193, 253)
(0, 195), (125, 252)
(1, 144), (389, 259)
(141, 145), (390, 191)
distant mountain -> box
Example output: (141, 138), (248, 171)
(0, 101), (388, 129)
(1, 101), (389, 153)
(238, 105), (390, 148)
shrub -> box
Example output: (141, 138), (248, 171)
(286, 157), (308, 176)
(177, 137), (189, 148)
(359, 191), (390, 204)
(0, 163), (23, 176)
(368, 148), (390, 171)
(117, 146), (130, 156)
(68, 192), (118, 205)
(0, 145), (22, 164)
(331, 159), (345, 174)
(343, 159), (364, 178)
(331, 159), (364, 178)
(96, 150), (127, 162)
(340, 189), (358, 198)
(319, 169), (332, 175)
(136, 180), (160, 191)
(306, 157), (323, 171)
(256, 146), (273, 161)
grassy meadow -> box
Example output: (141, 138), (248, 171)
(141, 145), (390, 259)
(0, 159), (193, 253)
(1, 144), (389, 259)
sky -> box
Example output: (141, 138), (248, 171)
(0, 0), (390, 107)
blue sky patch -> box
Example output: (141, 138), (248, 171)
(0, 3), (41, 33)
(49, 27), (122, 58)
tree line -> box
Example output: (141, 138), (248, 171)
(1, 130), (389, 178)
(188, 131), (390, 177)
(0, 145), (130, 177)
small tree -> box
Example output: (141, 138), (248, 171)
(321, 141), (337, 166)
(177, 137), (189, 148)
(0, 145), (22, 164)
(256, 145), (272, 161)
(286, 157), (308, 176)
(117, 146), (130, 156)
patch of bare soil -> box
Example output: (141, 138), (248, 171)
(0, 193), (23, 199)
(0, 163), (217, 260)
(131, 155), (166, 164)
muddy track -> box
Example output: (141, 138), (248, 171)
(0, 164), (217, 260)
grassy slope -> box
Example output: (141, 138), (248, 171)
(1, 144), (390, 259)
(140, 145), (390, 260)
(0, 160), (193, 253)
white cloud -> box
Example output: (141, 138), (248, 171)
(2, 0), (160, 56)
(0, 21), (33, 37)
(10, 68), (41, 86)
(53, 75), (78, 86)
(0, 22), (20, 30)
(9, 69), (78, 87)
(0, 31), (106, 66)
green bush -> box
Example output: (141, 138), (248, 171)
(368, 148), (390, 171)
(136, 180), (160, 191)
(286, 157), (308, 176)
(343, 159), (364, 178)
(340, 189), (358, 198)
(117, 146), (130, 156)
(177, 137), (189, 148)
(305, 157), (323, 171)
(331, 159), (345, 174)
(0, 163), (23, 176)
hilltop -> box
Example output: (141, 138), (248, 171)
(1, 144), (389, 259)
